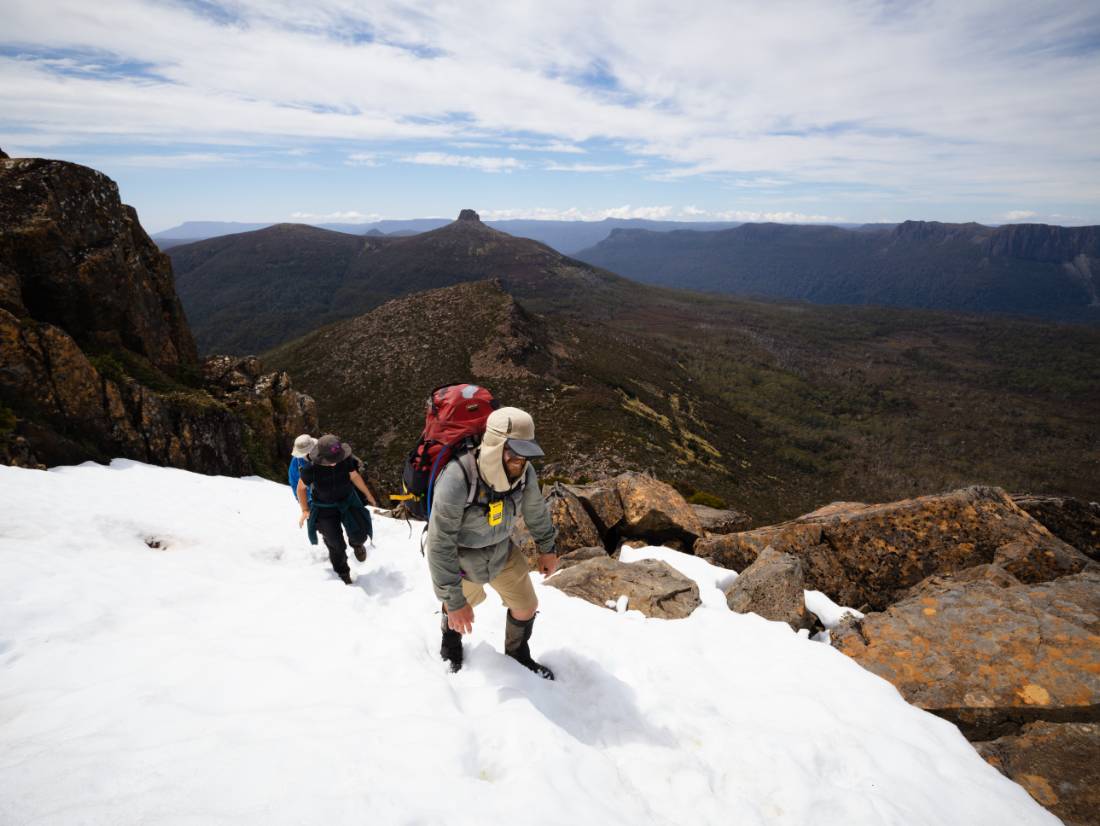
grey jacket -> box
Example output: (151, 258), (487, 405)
(426, 459), (557, 611)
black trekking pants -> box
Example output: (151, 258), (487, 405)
(315, 508), (368, 583)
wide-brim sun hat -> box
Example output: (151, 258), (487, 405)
(309, 434), (352, 466)
(291, 434), (317, 458)
(478, 407), (543, 492)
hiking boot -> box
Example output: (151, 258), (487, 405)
(440, 613), (463, 673)
(504, 611), (554, 680)
(352, 544), (367, 562)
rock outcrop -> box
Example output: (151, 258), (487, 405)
(565, 472), (704, 550)
(832, 569), (1100, 740)
(555, 546), (608, 571)
(546, 556), (701, 619)
(614, 471), (704, 544)
(691, 503), (751, 535)
(975, 722), (1100, 826)
(724, 546), (813, 631)
(202, 356), (319, 478)
(0, 157), (195, 371)
(695, 487), (1092, 610)
(566, 479), (624, 534)
(543, 483), (602, 553)
(0, 157), (315, 478)
(1012, 494), (1100, 561)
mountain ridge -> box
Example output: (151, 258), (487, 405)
(169, 211), (637, 355)
(574, 220), (1100, 322)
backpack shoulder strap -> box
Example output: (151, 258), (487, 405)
(456, 451), (480, 508)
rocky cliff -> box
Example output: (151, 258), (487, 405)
(0, 155), (316, 477)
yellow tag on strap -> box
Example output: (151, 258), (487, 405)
(488, 500), (503, 526)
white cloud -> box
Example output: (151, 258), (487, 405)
(478, 205), (847, 223)
(478, 205), (691, 221)
(709, 209), (842, 223)
(1003, 210), (1038, 221)
(112, 152), (239, 167)
(345, 152), (380, 166)
(508, 141), (585, 154)
(2, 1), (1098, 213)
(544, 161), (641, 173)
(289, 210), (381, 222)
(401, 152), (522, 172)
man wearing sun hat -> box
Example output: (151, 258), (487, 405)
(297, 434), (378, 585)
(426, 407), (559, 678)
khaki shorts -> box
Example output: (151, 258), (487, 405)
(461, 545), (537, 614)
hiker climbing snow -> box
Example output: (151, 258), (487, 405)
(297, 434), (378, 585)
(288, 434), (315, 507)
(424, 405), (559, 678)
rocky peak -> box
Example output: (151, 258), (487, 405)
(0, 148), (8, 160)
(0, 157), (196, 372)
(457, 208), (481, 222)
(0, 156), (317, 479)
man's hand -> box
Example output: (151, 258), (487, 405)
(298, 509), (310, 528)
(447, 603), (475, 635)
(537, 553), (559, 576)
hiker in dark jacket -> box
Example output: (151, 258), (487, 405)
(288, 434), (316, 507)
(297, 434), (378, 585)
(426, 407), (558, 678)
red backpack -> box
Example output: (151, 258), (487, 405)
(397, 383), (499, 520)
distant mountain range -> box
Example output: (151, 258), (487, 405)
(573, 221), (1100, 324)
(155, 217), (747, 254)
(167, 210), (635, 355)
(164, 209), (1100, 523)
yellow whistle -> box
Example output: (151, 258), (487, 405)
(488, 500), (503, 526)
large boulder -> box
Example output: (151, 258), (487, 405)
(975, 721), (1100, 826)
(612, 471), (704, 546)
(691, 503), (751, 535)
(565, 479), (624, 534)
(696, 486), (1093, 610)
(546, 556), (701, 619)
(724, 546), (813, 631)
(556, 546), (608, 571)
(1012, 494), (1100, 562)
(832, 569), (1100, 740)
(543, 483), (602, 553)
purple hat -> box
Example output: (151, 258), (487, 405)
(308, 434), (352, 466)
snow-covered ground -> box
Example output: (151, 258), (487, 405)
(0, 461), (1056, 825)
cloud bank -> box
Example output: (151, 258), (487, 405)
(2, 0), (1098, 223)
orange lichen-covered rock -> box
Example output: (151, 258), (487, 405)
(695, 487), (1092, 610)
(833, 569), (1100, 739)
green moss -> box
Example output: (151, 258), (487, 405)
(88, 347), (199, 395)
(162, 390), (227, 415)
(242, 425), (281, 481)
(687, 490), (727, 509)
(541, 474), (575, 486)
(87, 353), (127, 385)
(0, 404), (16, 437)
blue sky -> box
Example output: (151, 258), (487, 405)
(2, 0), (1099, 232)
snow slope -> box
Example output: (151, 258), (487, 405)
(0, 461), (1056, 825)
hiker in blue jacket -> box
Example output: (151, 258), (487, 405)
(288, 434), (315, 507)
(297, 434), (378, 585)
